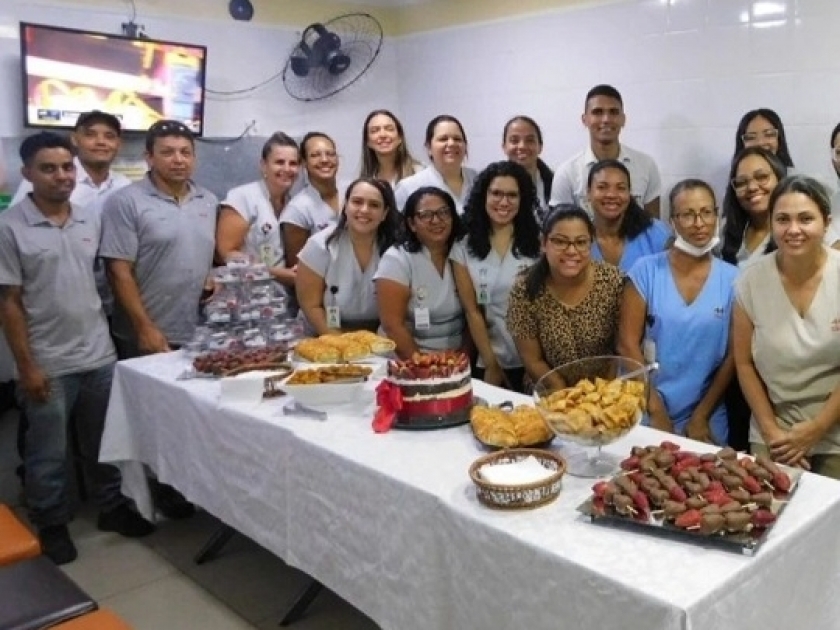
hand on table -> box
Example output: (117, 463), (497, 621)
(138, 325), (171, 354)
(685, 412), (713, 444)
(483, 363), (509, 389)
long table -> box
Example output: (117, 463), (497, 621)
(100, 353), (840, 630)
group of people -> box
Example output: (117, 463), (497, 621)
(4, 83), (840, 565)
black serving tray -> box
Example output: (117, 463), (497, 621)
(576, 465), (803, 556)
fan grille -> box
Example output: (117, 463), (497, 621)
(283, 13), (383, 102)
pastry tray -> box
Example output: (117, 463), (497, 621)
(577, 466), (803, 556)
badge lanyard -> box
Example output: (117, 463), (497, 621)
(414, 285), (431, 330)
(477, 267), (489, 306)
(326, 285), (341, 329)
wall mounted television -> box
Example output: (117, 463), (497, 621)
(20, 22), (207, 135)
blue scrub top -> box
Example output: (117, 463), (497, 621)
(628, 252), (739, 444)
(592, 219), (671, 272)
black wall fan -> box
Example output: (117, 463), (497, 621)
(282, 13), (383, 102)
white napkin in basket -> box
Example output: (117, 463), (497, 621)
(479, 456), (555, 486)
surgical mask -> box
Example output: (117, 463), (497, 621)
(672, 234), (719, 257)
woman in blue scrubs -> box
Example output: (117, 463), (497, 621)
(586, 159), (670, 271)
(618, 179), (738, 444)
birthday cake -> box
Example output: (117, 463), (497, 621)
(374, 351), (473, 431)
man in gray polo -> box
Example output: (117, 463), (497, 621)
(101, 119), (217, 356)
(0, 132), (154, 565)
(100, 120), (218, 518)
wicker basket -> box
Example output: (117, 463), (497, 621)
(469, 448), (566, 510)
(223, 362), (293, 399)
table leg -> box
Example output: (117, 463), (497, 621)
(279, 579), (323, 626)
(193, 524), (237, 564)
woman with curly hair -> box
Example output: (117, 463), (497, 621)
(451, 161), (541, 391)
(375, 186), (467, 358)
(585, 159), (670, 271)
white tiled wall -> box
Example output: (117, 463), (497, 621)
(2, 0), (838, 204)
(0, 1), (400, 181)
(395, 0), (840, 209)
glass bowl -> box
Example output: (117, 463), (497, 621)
(533, 356), (651, 477)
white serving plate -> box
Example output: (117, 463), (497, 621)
(278, 367), (378, 409)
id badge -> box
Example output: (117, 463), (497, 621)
(326, 306), (341, 329)
(414, 307), (431, 330)
(643, 338), (657, 364)
(477, 284), (489, 305)
(259, 244), (274, 266)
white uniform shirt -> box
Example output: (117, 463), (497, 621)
(394, 166), (478, 215)
(450, 240), (536, 368)
(222, 180), (287, 267)
(297, 226), (381, 332)
(737, 248), (840, 454)
(374, 245), (464, 352)
(549, 144), (662, 215)
(279, 184), (340, 234)
(11, 157), (132, 209)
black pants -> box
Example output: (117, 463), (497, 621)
(725, 379), (751, 452)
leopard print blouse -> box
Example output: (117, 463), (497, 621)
(506, 262), (625, 385)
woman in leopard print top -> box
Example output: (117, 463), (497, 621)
(506, 204), (624, 390)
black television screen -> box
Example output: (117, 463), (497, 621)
(20, 22), (207, 134)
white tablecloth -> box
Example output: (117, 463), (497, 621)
(100, 353), (840, 630)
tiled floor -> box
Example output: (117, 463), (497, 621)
(0, 406), (379, 629)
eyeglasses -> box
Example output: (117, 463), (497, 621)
(741, 128), (779, 144)
(731, 170), (774, 193)
(547, 236), (591, 252)
(414, 208), (452, 223)
(673, 209), (717, 226)
(147, 120), (193, 136)
(488, 189), (520, 202)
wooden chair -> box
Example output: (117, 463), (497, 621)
(0, 504), (40, 567)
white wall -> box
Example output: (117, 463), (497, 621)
(0, 0), (400, 184)
(3, 0), (839, 204)
(395, 0), (840, 208)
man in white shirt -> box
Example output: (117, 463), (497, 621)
(11, 110), (131, 208)
(550, 84), (662, 218)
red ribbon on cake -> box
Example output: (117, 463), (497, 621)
(372, 380), (403, 433)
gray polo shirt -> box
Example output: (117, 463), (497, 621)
(0, 196), (115, 376)
(100, 175), (218, 345)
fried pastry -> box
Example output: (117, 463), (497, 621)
(295, 338), (341, 363)
(317, 335), (370, 361)
(341, 330), (396, 354)
(471, 404), (551, 447)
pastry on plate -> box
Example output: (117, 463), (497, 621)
(295, 338), (341, 363)
(317, 335), (369, 361)
(341, 330), (396, 354)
